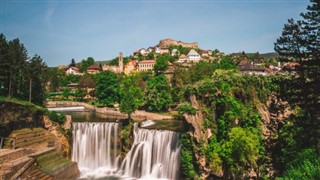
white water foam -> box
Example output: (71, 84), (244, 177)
(72, 122), (180, 180)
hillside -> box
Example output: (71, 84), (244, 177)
(156, 38), (198, 48)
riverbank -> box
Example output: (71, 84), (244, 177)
(46, 101), (174, 121)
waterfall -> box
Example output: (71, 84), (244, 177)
(120, 123), (181, 179)
(72, 122), (120, 178)
(72, 122), (181, 179)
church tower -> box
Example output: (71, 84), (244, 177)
(119, 52), (123, 73)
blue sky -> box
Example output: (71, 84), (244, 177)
(1, 0), (309, 67)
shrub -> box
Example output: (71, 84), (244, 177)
(177, 103), (196, 115)
(284, 148), (320, 179)
(48, 111), (66, 125)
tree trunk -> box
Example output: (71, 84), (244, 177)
(8, 78), (12, 98)
(29, 78), (32, 102)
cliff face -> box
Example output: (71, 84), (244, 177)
(0, 101), (45, 137)
(156, 38), (198, 48)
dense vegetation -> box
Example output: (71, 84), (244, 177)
(0, 34), (48, 105)
(178, 72), (275, 179)
(176, 1), (320, 179)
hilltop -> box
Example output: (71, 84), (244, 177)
(155, 38), (198, 49)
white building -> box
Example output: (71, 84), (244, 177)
(171, 49), (180, 56)
(187, 49), (200, 62)
(66, 66), (81, 75)
(138, 60), (155, 72)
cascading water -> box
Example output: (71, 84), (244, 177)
(72, 122), (181, 179)
(120, 123), (180, 179)
(72, 122), (120, 179)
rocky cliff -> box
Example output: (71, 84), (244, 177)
(156, 38), (198, 48)
(0, 101), (45, 137)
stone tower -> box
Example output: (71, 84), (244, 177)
(119, 52), (123, 73)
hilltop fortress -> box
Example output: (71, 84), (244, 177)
(156, 38), (199, 49)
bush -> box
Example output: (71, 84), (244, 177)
(179, 133), (198, 178)
(177, 103), (196, 115)
(284, 148), (320, 179)
(48, 111), (66, 125)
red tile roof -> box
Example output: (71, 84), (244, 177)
(71, 66), (80, 71)
(139, 60), (155, 64)
(179, 54), (187, 59)
(87, 64), (101, 70)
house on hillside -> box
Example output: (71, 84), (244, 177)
(147, 47), (154, 53)
(282, 62), (299, 72)
(138, 60), (155, 72)
(87, 64), (101, 74)
(187, 49), (201, 62)
(155, 47), (170, 54)
(238, 62), (273, 76)
(171, 49), (180, 56)
(253, 58), (264, 67)
(177, 54), (187, 63)
(102, 65), (120, 73)
(201, 50), (212, 57)
(139, 48), (147, 56)
(124, 60), (137, 75)
(66, 66), (81, 75)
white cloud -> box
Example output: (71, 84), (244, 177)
(44, 1), (58, 29)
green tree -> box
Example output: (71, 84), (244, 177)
(274, 0), (320, 150)
(154, 55), (169, 75)
(119, 75), (144, 119)
(95, 70), (120, 106)
(62, 87), (70, 100)
(284, 148), (320, 179)
(7, 38), (28, 99)
(145, 75), (172, 112)
(0, 34), (9, 97)
(146, 52), (154, 60)
(27, 54), (48, 105)
(69, 58), (76, 67)
(221, 127), (261, 178)
(179, 133), (198, 178)
(80, 57), (95, 72)
(48, 67), (66, 92)
(74, 88), (86, 102)
(0, 34), (48, 105)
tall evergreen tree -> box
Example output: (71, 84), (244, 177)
(69, 58), (76, 67)
(7, 38), (28, 99)
(0, 34), (9, 96)
(27, 54), (48, 105)
(274, 0), (320, 150)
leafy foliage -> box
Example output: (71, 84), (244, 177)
(48, 111), (66, 125)
(220, 127), (261, 178)
(95, 70), (120, 106)
(79, 57), (95, 72)
(274, 0), (320, 149)
(179, 133), (199, 178)
(180, 72), (273, 178)
(119, 119), (134, 157)
(145, 75), (172, 112)
(284, 148), (320, 179)
(154, 55), (169, 75)
(119, 75), (144, 118)
(177, 102), (196, 115)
